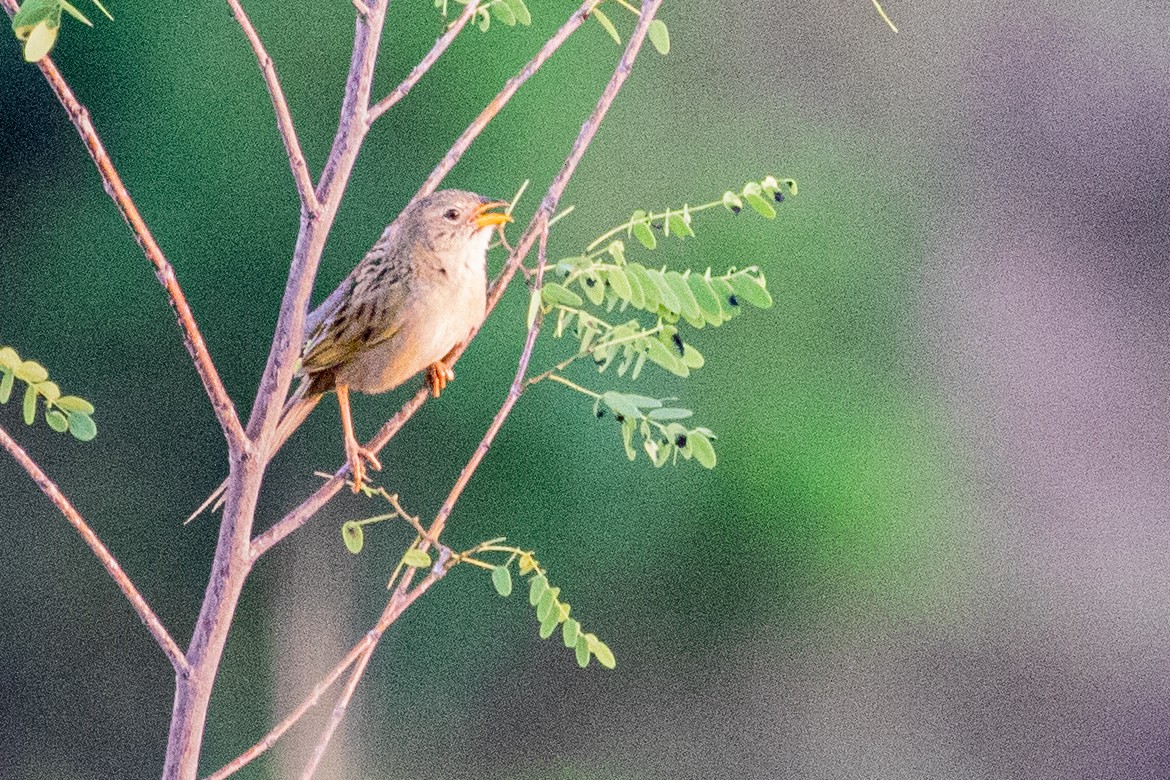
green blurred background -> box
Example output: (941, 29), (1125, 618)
(3, 1), (1169, 778)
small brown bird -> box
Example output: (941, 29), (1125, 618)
(188, 190), (511, 522)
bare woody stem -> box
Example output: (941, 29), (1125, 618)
(415, 0), (597, 199)
(224, 0), (320, 214)
(366, 0), (480, 126)
(0, 0), (247, 455)
(0, 423), (188, 673)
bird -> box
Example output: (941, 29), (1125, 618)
(186, 189), (512, 523)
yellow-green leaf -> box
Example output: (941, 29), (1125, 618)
(67, 411), (97, 441)
(15, 360), (48, 384)
(45, 409), (69, 432)
(592, 6), (620, 45)
(23, 20), (58, 62)
(605, 267), (633, 302)
(22, 384), (37, 424)
(491, 564), (513, 597)
(575, 635), (591, 667)
(54, 395), (94, 414)
(342, 521), (365, 554)
(589, 637), (616, 669)
(690, 432), (717, 468)
(728, 272), (773, 308)
(402, 548), (431, 568)
(647, 18), (669, 55)
(562, 617), (581, 648)
(528, 573), (549, 606)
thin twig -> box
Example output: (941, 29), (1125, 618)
(204, 570), (440, 780)
(224, 0), (321, 214)
(366, 0), (480, 126)
(415, 0), (597, 199)
(0, 423), (188, 673)
(0, 0), (247, 456)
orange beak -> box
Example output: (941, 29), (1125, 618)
(473, 200), (513, 230)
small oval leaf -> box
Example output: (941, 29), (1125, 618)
(592, 6), (620, 44)
(528, 573), (549, 606)
(45, 408), (69, 432)
(67, 411), (97, 441)
(491, 564), (513, 597)
(54, 395), (95, 414)
(562, 617), (581, 648)
(690, 432), (717, 468)
(647, 18), (670, 55)
(342, 521), (365, 554)
(22, 384), (37, 425)
(728, 272), (773, 308)
(575, 635), (592, 667)
(402, 548), (431, 568)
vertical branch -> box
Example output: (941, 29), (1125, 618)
(0, 423), (187, 673)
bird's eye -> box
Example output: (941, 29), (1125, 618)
(444, 208), (460, 221)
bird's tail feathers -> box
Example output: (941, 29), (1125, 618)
(183, 381), (323, 525)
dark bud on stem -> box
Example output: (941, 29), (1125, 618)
(773, 191), (785, 203)
(728, 294), (739, 307)
(674, 434), (688, 447)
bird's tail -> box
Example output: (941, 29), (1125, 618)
(183, 382), (323, 524)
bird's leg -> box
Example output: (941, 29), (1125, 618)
(336, 384), (382, 493)
(426, 350), (458, 398)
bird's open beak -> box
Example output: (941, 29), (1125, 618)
(473, 200), (513, 230)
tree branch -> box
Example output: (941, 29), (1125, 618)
(0, 0), (247, 456)
(224, 0), (320, 214)
(0, 423), (188, 673)
(415, 0), (597, 199)
(404, 0), (663, 589)
(365, 0), (480, 127)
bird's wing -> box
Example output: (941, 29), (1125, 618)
(301, 246), (413, 374)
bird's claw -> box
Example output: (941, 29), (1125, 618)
(347, 446), (383, 493)
(427, 362), (455, 397)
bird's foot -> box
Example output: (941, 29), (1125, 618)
(427, 361), (455, 398)
(347, 445), (383, 493)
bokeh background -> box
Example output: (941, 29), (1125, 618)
(3, 1), (1169, 777)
